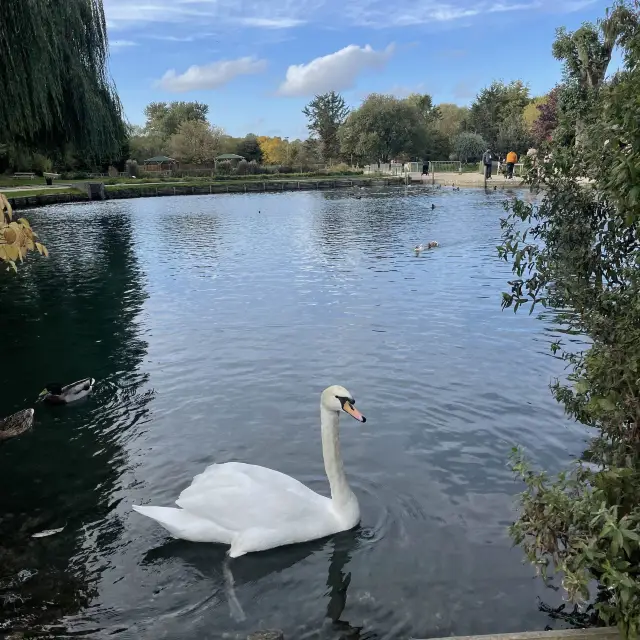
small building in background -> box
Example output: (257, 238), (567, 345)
(143, 156), (178, 173)
(215, 153), (245, 166)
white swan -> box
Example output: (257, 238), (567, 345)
(132, 385), (366, 557)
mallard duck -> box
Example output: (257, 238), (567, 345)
(39, 378), (95, 405)
(427, 241), (439, 249)
(0, 408), (35, 441)
(414, 244), (425, 252)
(431, 203), (436, 209)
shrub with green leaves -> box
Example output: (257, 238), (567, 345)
(498, 2), (640, 636)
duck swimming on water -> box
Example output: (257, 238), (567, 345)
(0, 408), (34, 441)
(414, 241), (439, 252)
(39, 378), (95, 405)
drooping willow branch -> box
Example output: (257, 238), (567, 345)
(0, 0), (126, 159)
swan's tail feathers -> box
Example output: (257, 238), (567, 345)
(132, 505), (232, 544)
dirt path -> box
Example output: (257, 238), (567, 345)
(418, 172), (526, 188)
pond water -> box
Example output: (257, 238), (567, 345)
(0, 186), (588, 639)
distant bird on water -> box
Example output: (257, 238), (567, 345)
(431, 203), (436, 209)
(414, 241), (439, 252)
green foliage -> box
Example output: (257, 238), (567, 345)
(338, 93), (439, 163)
(128, 131), (166, 163)
(143, 101), (209, 139)
(498, 3), (640, 635)
(552, 2), (638, 144)
(435, 103), (469, 140)
(496, 106), (533, 155)
(303, 92), (349, 162)
(215, 160), (232, 175)
(451, 131), (486, 163)
(236, 134), (263, 163)
(469, 80), (531, 149)
(0, 0), (126, 160)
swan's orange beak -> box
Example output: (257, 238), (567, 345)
(343, 401), (366, 423)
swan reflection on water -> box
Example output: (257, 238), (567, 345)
(142, 528), (379, 639)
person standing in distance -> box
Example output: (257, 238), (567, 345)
(506, 150), (518, 179)
(482, 149), (493, 180)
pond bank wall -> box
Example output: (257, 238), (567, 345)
(5, 177), (405, 211)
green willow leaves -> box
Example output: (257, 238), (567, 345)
(0, 0), (125, 160)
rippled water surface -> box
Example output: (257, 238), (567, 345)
(0, 186), (588, 639)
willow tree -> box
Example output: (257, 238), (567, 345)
(0, 0), (125, 159)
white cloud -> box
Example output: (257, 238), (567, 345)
(278, 44), (394, 97)
(104, 0), (595, 33)
(557, 0), (596, 12)
(239, 17), (306, 28)
(104, 0), (314, 30)
(347, 1), (539, 27)
(157, 57), (267, 92)
(110, 39), (138, 51)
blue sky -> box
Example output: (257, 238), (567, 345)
(104, 0), (613, 139)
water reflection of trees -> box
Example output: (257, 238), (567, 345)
(312, 190), (429, 261)
(0, 209), (151, 631)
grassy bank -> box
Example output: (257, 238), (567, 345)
(3, 175), (402, 210)
(0, 187), (85, 198)
(0, 174), (376, 197)
(0, 170), (367, 189)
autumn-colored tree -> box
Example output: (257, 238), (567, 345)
(257, 136), (289, 165)
(169, 120), (223, 164)
(531, 87), (560, 145)
(522, 97), (547, 128)
(0, 194), (48, 272)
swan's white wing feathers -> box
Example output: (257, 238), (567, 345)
(176, 462), (332, 533)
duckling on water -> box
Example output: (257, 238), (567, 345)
(414, 241), (439, 252)
(39, 378), (95, 405)
(0, 408), (34, 441)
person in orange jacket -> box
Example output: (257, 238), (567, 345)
(506, 150), (518, 179)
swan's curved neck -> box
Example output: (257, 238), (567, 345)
(320, 405), (354, 508)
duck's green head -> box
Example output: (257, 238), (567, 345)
(39, 382), (63, 398)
